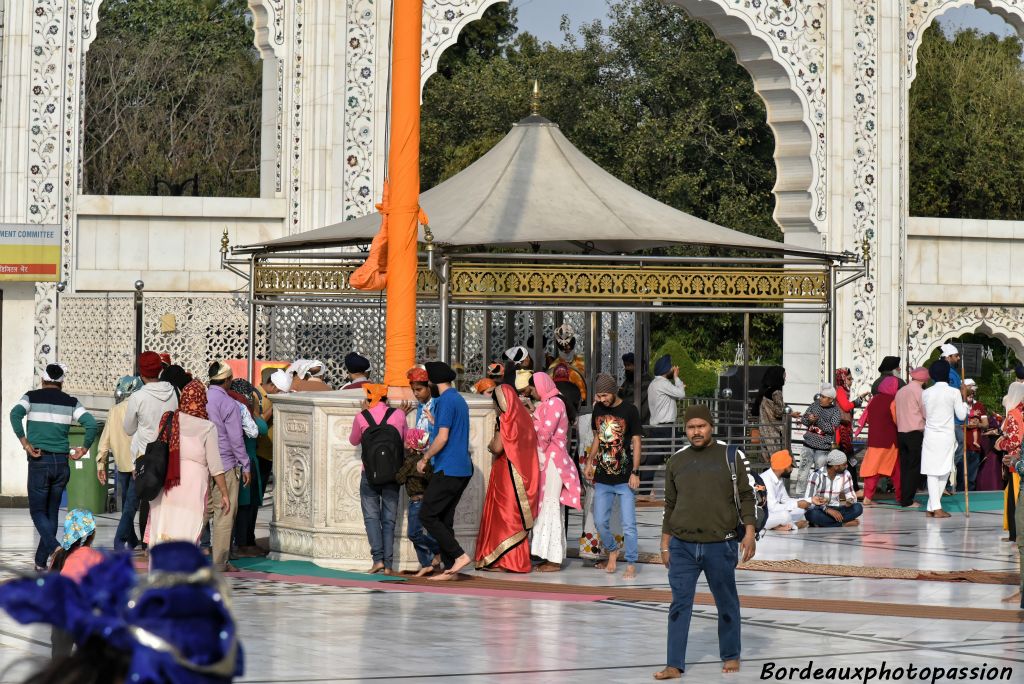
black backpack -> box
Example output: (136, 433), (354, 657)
(726, 444), (769, 540)
(134, 412), (173, 502)
(360, 408), (404, 486)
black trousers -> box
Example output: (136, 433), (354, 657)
(420, 471), (472, 568)
(897, 430), (925, 507)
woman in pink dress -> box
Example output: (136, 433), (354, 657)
(146, 380), (231, 547)
(528, 372), (582, 571)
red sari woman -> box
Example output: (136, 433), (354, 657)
(475, 384), (540, 572)
(856, 376), (901, 504)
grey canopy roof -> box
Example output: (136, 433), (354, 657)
(236, 116), (831, 259)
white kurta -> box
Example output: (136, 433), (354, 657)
(762, 468), (807, 528)
(920, 382), (967, 477)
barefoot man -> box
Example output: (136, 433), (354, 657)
(417, 362), (473, 580)
(655, 405), (755, 680)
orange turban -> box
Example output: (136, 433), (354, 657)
(473, 378), (496, 395)
(364, 383), (388, 408)
(770, 450), (793, 471)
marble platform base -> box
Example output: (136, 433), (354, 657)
(268, 390), (495, 572)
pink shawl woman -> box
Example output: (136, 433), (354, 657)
(532, 372), (582, 510)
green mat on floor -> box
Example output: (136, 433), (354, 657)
(874, 491), (1005, 512)
(230, 557), (407, 582)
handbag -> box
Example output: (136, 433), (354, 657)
(134, 412), (173, 502)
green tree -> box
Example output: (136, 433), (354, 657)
(421, 0), (782, 363)
(910, 27), (1024, 219)
(83, 0), (261, 196)
(435, 3), (519, 79)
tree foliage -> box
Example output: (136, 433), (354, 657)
(910, 27), (1024, 219)
(82, 0), (261, 196)
(422, 0), (782, 361)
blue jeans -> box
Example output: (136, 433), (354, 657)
(593, 482), (638, 563)
(804, 503), (864, 527)
(666, 537), (741, 670)
(27, 453), (70, 568)
(955, 450), (981, 492)
(114, 471), (140, 550)
(407, 498), (440, 568)
(360, 473), (400, 568)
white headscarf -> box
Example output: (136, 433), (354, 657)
(286, 359), (325, 380)
(1003, 382), (1024, 411)
(270, 369), (293, 393)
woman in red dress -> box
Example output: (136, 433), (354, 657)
(475, 384), (540, 572)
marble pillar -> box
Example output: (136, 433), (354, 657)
(269, 390), (496, 572)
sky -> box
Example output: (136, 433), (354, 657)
(513, 2), (1018, 45)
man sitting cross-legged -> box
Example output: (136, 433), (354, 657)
(763, 450), (811, 531)
(804, 450), (864, 528)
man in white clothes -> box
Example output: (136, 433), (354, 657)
(643, 354), (687, 498)
(762, 449), (810, 530)
(921, 359), (968, 519)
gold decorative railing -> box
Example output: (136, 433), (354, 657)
(447, 265), (828, 303)
(254, 262), (828, 304)
(254, 264), (438, 295)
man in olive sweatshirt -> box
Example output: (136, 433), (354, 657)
(654, 404), (756, 681)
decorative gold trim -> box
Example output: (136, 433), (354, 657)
(254, 264), (438, 296)
(253, 262), (828, 304)
(476, 530), (528, 569)
(448, 265), (829, 303)
(475, 458), (535, 568)
(510, 461), (535, 530)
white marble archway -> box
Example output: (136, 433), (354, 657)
(907, 306), (1024, 368)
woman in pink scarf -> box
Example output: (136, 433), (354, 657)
(528, 372), (582, 571)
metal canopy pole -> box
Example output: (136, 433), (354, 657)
(743, 313), (751, 444)
(247, 255), (257, 382)
(532, 311), (543, 368)
(633, 313), (642, 412)
(483, 310), (492, 366)
(439, 256), (451, 363)
(828, 263), (837, 380)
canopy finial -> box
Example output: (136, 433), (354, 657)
(530, 80), (541, 116)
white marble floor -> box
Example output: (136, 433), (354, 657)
(0, 504), (1020, 683)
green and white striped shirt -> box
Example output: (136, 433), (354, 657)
(9, 388), (97, 456)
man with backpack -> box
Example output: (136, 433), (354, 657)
(349, 383), (407, 575)
(654, 404), (756, 681)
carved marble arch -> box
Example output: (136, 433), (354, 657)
(906, 306), (1024, 368)
(421, 0), (827, 235)
(907, 0), (1024, 84)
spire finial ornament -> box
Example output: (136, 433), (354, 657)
(530, 80), (541, 116)
(220, 228), (230, 257)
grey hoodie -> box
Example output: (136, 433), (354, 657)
(124, 381), (179, 457)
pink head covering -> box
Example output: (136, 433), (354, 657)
(531, 371), (560, 401)
(909, 367), (929, 382)
(878, 376), (900, 395)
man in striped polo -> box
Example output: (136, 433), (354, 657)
(9, 363), (97, 571)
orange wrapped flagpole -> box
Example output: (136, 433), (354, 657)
(352, 0), (423, 388)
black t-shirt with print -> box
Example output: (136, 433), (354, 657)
(591, 400), (642, 486)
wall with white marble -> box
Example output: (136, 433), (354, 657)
(72, 195), (287, 292)
(906, 216), (1024, 305)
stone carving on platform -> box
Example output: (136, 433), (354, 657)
(283, 445), (312, 522)
(271, 392), (495, 570)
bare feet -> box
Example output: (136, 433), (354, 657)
(537, 561), (562, 572)
(722, 659), (741, 673)
(931, 509), (951, 519)
(428, 553), (471, 581)
(906, 501), (922, 508)
(653, 667), (682, 680)
(604, 549), (619, 574)
(623, 564), (637, 579)
(1001, 591), (1021, 603)
(796, 520), (808, 529)
(842, 519), (860, 527)
(414, 566), (434, 577)
(863, 498), (875, 506)
(771, 523), (794, 531)
(367, 563), (385, 574)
